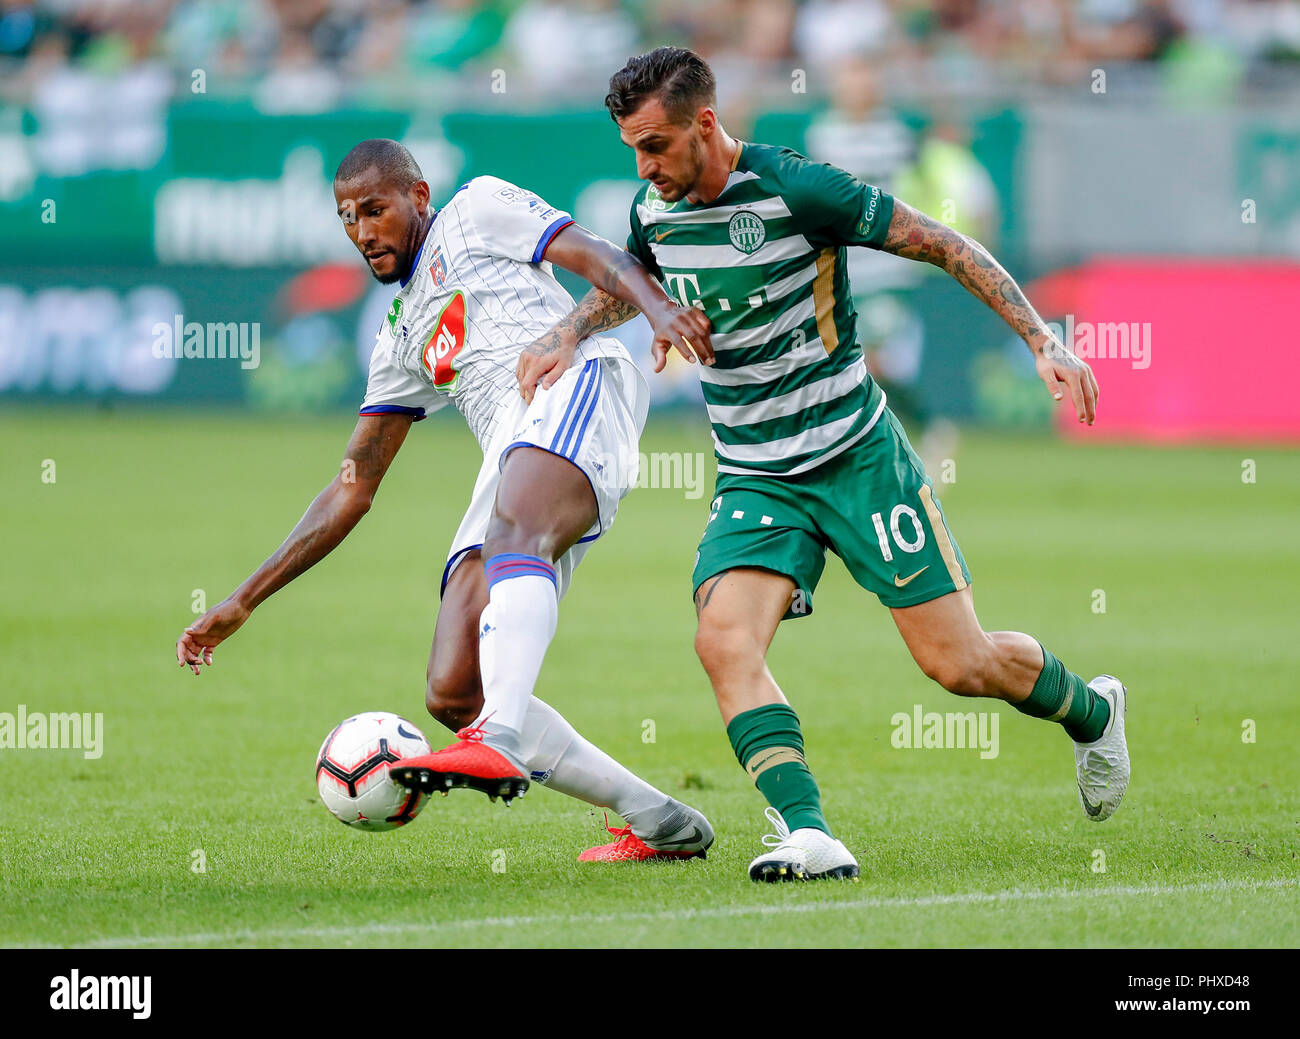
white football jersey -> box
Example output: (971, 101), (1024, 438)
(359, 175), (631, 449)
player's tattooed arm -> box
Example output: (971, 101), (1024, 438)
(518, 222), (715, 401)
(879, 199), (1099, 423)
(176, 413), (413, 674)
(524, 287), (640, 359)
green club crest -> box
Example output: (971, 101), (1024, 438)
(728, 211), (766, 254)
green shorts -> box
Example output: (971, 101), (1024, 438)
(693, 408), (971, 619)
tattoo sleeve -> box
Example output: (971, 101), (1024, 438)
(879, 200), (1078, 366)
(525, 287), (640, 356)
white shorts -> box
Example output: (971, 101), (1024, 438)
(440, 349), (649, 600)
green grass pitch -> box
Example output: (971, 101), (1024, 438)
(1, 408), (1296, 948)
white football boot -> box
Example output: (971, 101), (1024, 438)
(1073, 675), (1130, 822)
(747, 807), (859, 882)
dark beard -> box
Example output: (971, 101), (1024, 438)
(679, 138), (705, 199)
(371, 211), (428, 284)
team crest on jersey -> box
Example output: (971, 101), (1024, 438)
(421, 291), (467, 392)
(429, 247), (446, 288)
(728, 211), (766, 254)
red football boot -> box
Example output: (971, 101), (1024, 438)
(389, 721), (529, 805)
(578, 815), (711, 863)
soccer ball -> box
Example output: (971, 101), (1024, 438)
(315, 712), (432, 831)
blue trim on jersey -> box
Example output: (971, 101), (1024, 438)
(552, 360), (598, 454)
(561, 358), (603, 459)
(558, 358), (601, 458)
(531, 216), (574, 263)
(440, 543), (483, 598)
(549, 360), (597, 453)
(399, 205), (445, 289)
(399, 229), (430, 289)
(359, 404), (427, 420)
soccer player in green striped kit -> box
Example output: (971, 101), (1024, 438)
(520, 47), (1130, 882)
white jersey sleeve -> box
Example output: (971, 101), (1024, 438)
(359, 333), (446, 420)
(465, 176), (574, 263)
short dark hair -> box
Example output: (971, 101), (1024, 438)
(605, 47), (716, 125)
(334, 139), (423, 190)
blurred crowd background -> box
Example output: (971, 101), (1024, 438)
(3, 0), (1299, 123)
(2, 1), (1297, 440)
(2, 0), (1300, 133)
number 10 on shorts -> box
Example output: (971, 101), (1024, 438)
(871, 505), (926, 562)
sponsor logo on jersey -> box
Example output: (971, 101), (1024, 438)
(856, 185), (882, 237)
(386, 296), (403, 332)
(494, 185), (537, 206)
(421, 291), (467, 392)
(728, 211), (766, 254)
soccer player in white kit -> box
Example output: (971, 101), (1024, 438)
(176, 139), (716, 863)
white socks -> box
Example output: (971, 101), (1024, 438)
(518, 697), (671, 832)
(475, 555), (559, 738)
(473, 553), (673, 832)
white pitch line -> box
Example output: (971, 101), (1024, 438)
(24, 875), (1298, 950)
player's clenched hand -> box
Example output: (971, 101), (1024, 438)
(648, 303), (714, 373)
(176, 597), (250, 676)
(517, 331), (578, 404)
(1036, 335), (1099, 425)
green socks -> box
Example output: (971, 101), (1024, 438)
(727, 704), (831, 836)
(1016, 644), (1111, 743)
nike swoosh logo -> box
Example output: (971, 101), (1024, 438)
(651, 825), (704, 849)
(894, 566), (929, 588)
(747, 752), (784, 776)
(396, 723), (421, 740)
(1078, 784), (1104, 817)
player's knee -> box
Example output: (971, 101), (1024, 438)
(424, 665), (481, 733)
(919, 648), (990, 696)
(694, 620), (760, 681)
(482, 513), (556, 564)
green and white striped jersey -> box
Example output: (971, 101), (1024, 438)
(627, 142), (895, 476)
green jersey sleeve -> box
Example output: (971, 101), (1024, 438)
(781, 151), (895, 250)
(625, 190), (663, 280)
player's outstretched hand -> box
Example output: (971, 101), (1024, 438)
(517, 334), (578, 404)
(176, 598), (250, 676)
(1037, 336), (1099, 425)
(649, 303), (714, 373)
